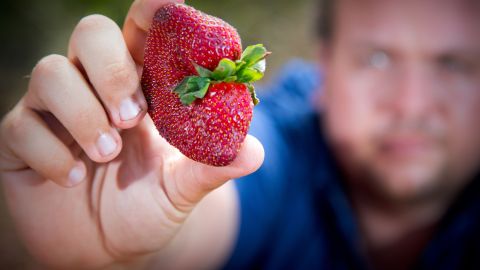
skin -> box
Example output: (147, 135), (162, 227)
(1, 0), (479, 269)
(321, 0), (480, 269)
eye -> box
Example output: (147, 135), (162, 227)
(438, 56), (471, 74)
(365, 50), (390, 70)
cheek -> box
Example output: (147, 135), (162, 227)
(324, 71), (380, 156)
(447, 86), (480, 178)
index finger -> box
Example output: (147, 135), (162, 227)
(123, 0), (185, 64)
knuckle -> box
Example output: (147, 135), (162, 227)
(0, 107), (27, 171)
(1, 107), (27, 143)
(74, 14), (116, 37)
(100, 61), (138, 92)
(30, 54), (70, 97)
(33, 54), (69, 78)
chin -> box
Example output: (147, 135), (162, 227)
(371, 160), (446, 204)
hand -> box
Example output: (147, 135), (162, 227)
(0, 0), (264, 268)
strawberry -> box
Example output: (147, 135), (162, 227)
(142, 3), (268, 166)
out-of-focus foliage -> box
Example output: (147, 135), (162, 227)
(0, 0), (317, 116)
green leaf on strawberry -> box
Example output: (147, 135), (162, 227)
(174, 76), (211, 104)
(240, 44), (268, 67)
(237, 67), (264, 83)
(173, 44), (270, 106)
(247, 83), (260, 106)
(212, 58), (236, 80)
(193, 62), (213, 78)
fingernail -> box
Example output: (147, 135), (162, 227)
(97, 132), (117, 157)
(69, 162), (85, 187)
(119, 97), (141, 121)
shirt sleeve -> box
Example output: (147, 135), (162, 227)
(223, 107), (290, 269)
(222, 60), (321, 269)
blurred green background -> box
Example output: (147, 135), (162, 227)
(0, 0), (318, 268)
(0, 0), (319, 116)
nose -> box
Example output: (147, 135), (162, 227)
(389, 64), (438, 121)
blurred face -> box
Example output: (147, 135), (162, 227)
(322, 0), (480, 204)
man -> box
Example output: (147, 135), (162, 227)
(1, 0), (479, 269)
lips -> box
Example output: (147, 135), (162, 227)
(379, 135), (438, 159)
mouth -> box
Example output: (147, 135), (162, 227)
(379, 135), (438, 160)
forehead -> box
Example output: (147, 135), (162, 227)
(334, 0), (480, 53)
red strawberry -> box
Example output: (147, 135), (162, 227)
(142, 3), (268, 166)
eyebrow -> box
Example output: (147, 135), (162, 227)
(349, 42), (480, 59)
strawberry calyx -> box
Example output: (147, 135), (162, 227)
(173, 44), (270, 106)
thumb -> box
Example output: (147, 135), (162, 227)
(123, 0), (185, 64)
(164, 135), (264, 212)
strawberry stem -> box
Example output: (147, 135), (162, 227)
(173, 44), (269, 106)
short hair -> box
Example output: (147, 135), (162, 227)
(316, 0), (335, 41)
